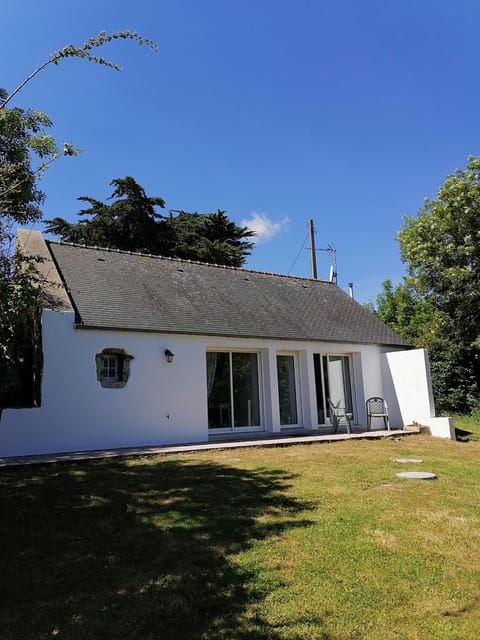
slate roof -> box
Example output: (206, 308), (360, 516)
(46, 240), (409, 347)
(16, 229), (72, 312)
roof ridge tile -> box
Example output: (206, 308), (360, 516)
(46, 239), (330, 283)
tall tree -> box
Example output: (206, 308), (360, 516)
(47, 178), (255, 267)
(0, 86), (72, 407)
(374, 156), (480, 413)
(373, 279), (434, 347)
(399, 156), (480, 334)
(166, 208), (255, 267)
(0, 91), (57, 406)
(0, 32), (157, 407)
(47, 177), (168, 253)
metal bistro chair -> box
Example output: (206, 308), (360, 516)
(328, 399), (353, 434)
(366, 397), (390, 431)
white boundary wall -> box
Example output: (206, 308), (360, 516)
(0, 310), (449, 457)
(384, 349), (455, 439)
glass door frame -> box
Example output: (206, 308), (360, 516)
(206, 349), (264, 433)
(313, 353), (356, 427)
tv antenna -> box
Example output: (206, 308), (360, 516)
(321, 243), (337, 285)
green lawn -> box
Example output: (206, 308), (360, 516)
(1, 431), (480, 639)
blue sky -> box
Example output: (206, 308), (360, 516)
(3, 0), (480, 301)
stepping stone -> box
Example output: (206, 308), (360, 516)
(394, 458), (423, 464)
(396, 471), (437, 480)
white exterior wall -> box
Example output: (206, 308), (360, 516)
(0, 311), (208, 456)
(383, 349), (455, 439)
(0, 310), (440, 457)
(384, 349), (435, 424)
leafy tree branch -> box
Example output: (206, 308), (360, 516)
(1, 31), (158, 111)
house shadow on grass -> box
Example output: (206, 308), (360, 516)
(0, 456), (324, 640)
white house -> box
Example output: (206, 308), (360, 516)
(0, 231), (454, 457)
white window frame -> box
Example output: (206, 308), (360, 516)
(102, 356), (120, 380)
(276, 351), (302, 428)
(206, 348), (264, 433)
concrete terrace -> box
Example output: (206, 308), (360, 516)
(0, 426), (420, 467)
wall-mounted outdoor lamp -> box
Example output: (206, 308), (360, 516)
(164, 349), (175, 364)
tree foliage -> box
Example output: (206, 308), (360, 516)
(399, 156), (480, 335)
(0, 92), (61, 408)
(0, 253), (43, 407)
(399, 156), (480, 412)
(373, 156), (480, 413)
(373, 279), (434, 347)
(0, 90), (56, 225)
(166, 208), (255, 266)
(46, 177), (167, 252)
(46, 177), (255, 267)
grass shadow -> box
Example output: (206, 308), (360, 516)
(0, 456), (318, 639)
(451, 414), (480, 442)
(455, 427), (475, 442)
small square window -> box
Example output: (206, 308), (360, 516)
(96, 349), (133, 389)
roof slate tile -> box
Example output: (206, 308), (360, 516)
(47, 241), (409, 347)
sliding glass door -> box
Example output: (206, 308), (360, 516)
(207, 351), (261, 431)
(327, 355), (353, 415)
(277, 354), (299, 426)
(313, 354), (354, 425)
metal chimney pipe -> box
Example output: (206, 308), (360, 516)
(348, 283), (354, 299)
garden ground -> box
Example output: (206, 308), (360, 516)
(1, 419), (479, 639)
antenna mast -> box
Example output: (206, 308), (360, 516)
(308, 219), (317, 280)
(321, 243), (337, 285)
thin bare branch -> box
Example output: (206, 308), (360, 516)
(0, 59), (52, 110)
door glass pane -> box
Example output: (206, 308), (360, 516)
(277, 355), (298, 425)
(341, 357), (353, 415)
(206, 352), (231, 428)
(232, 353), (260, 427)
(323, 356), (330, 418)
(313, 354), (326, 424)
(327, 355), (353, 417)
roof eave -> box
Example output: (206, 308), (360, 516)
(72, 322), (409, 348)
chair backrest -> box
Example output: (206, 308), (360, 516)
(328, 398), (340, 414)
(366, 396), (387, 414)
